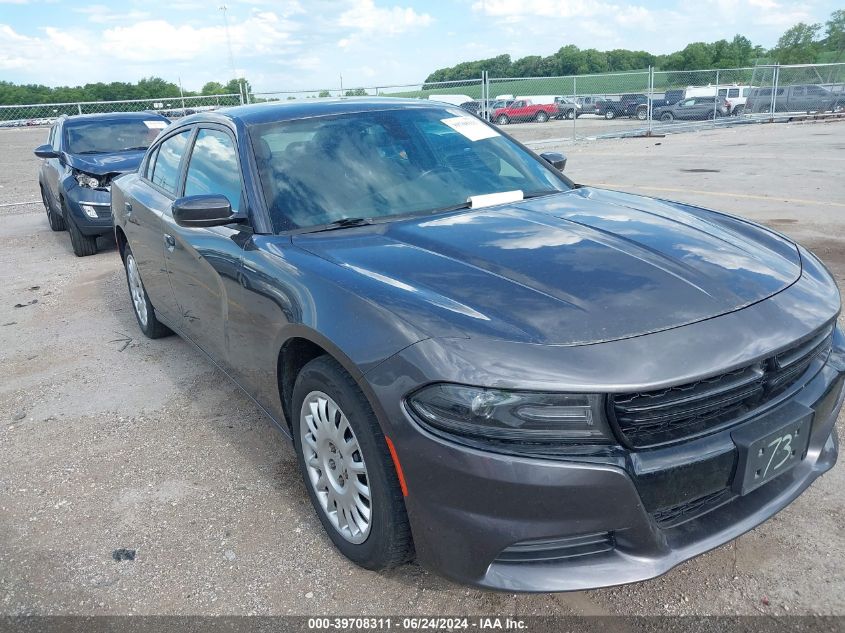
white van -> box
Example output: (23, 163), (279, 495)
(685, 85), (755, 115)
(426, 94), (474, 107)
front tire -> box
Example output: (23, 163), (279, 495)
(41, 186), (65, 231)
(535, 111), (549, 123)
(293, 356), (413, 570)
(122, 245), (172, 339)
(636, 107), (647, 121)
(565, 109), (575, 120)
(604, 110), (616, 120)
(661, 112), (674, 122)
(497, 114), (509, 125)
(65, 205), (98, 257)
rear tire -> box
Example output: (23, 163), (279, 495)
(65, 205), (98, 257)
(733, 105), (744, 116)
(122, 244), (172, 339)
(661, 112), (674, 122)
(497, 115), (509, 125)
(535, 111), (549, 123)
(292, 356), (414, 570)
(636, 107), (647, 121)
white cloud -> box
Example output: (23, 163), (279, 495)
(338, 0), (433, 35)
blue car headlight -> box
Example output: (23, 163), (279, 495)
(407, 383), (612, 444)
(73, 169), (103, 189)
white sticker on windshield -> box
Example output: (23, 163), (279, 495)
(143, 120), (167, 129)
(441, 116), (500, 142)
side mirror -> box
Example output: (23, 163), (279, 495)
(540, 152), (567, 171)
(172, 195), (243, 228)
(34, 144), (58, 159)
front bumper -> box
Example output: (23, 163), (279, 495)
(371, 337), (843, 592)
(62, 178), (113, 235)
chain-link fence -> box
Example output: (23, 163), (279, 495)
(481, 62), (845, 143)
(2, 63), (843, 141)
(0, 93), (243, 128)
(253, 78), (485, 106)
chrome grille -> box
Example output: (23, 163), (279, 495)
(611, 326), (833, 448)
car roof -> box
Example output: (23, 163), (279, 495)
(61, 111), (170, 124)
(176, 97), (453, 127)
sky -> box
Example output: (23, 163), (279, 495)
(0, 0), (840, 94)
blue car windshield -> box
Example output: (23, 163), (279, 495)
(249, 106), (570, 232)
(64, 119), (165, 154)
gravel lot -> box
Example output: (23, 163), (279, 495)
(1, 121), (844, 617)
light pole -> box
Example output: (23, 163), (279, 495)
(219, 5), (245, 104)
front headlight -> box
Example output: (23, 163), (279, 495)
(407, 384), (612, 444)
(73, 170), (102, 189)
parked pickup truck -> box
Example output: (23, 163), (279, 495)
(594, 94), (650, 120)
(492, 99), (558, 124)
(745, 84), (844, 114)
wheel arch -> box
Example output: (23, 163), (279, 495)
(276, 328), (389, 435)
(114, 225), (128, 261)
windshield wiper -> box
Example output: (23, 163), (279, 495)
(118, 146), (149, 152)
(306, 217), (375, 233)
(522, 190), (562, 199)
(76, 150), (104, 155)
(425, 201), (472, 215)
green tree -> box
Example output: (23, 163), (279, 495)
(825, 10), (845, 60)
(201, 81), (226, 95)
(318, 90), (331, 97)
(771, 22), (822, 63)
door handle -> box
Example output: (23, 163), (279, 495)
(164, 234), (176, 252)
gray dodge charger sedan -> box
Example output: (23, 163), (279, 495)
(110, 99), (844, 591)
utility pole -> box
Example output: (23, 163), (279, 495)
(178, 77), (186, 113)
(219, 5), (244, 103)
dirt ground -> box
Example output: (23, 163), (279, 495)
(1, 121), (844, 617)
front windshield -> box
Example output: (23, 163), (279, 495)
(249, 106), (570, 233)
(64, 119), (166, 154)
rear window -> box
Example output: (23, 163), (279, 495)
(64, 118), (167, 154)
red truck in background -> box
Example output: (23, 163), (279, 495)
(492, 99), (558, 124)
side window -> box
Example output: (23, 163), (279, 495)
(792, 87), (805, 97)
(183, 129), (242, 213)
(151, 130), (191, 195)
(728, 88), (739, 98)
(51, 125), (61, 151)
(742, 88), (750, 97)
(717, 89), (727, 97)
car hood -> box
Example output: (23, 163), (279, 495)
(293, 187), (802, 346)
(65, 150), (146, 176)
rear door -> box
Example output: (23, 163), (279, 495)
(124, 128), (194, 321)
(160, 125), (251, 367)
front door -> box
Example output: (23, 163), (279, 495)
(162, 126), (250, 368)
